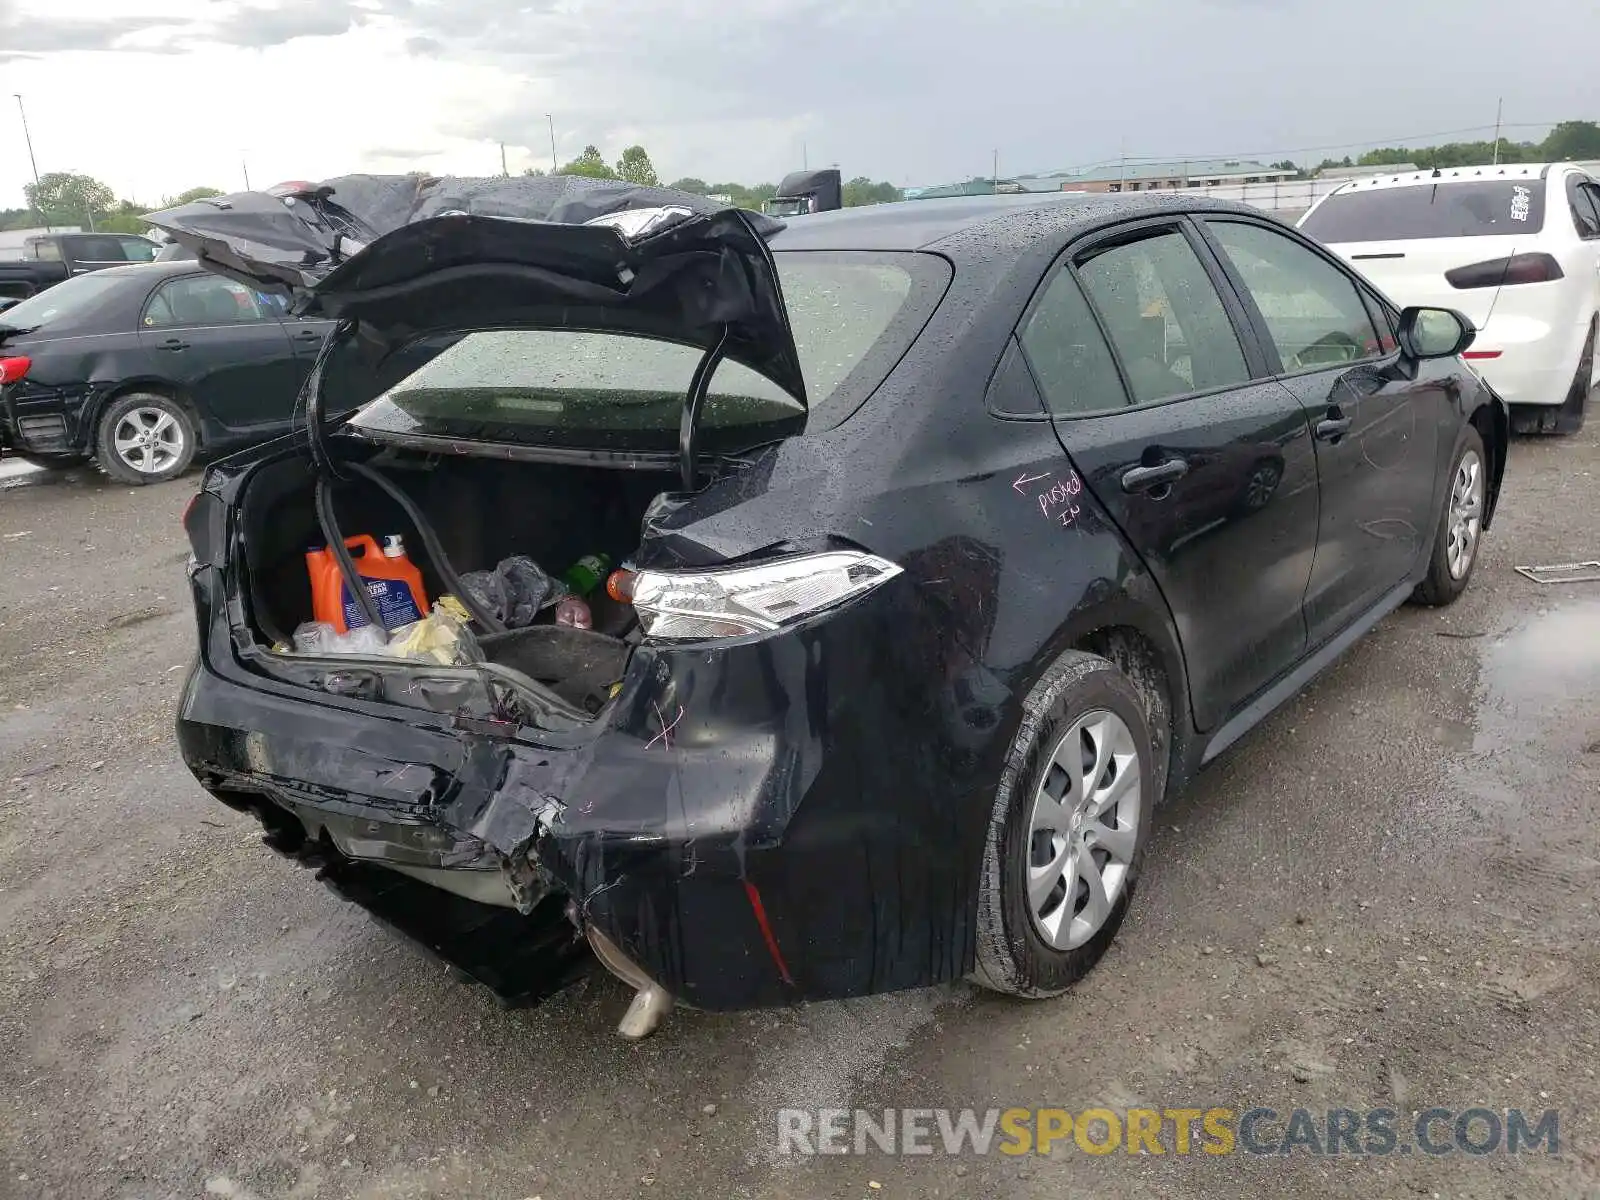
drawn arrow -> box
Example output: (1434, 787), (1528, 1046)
(1012, 470), (1051, 493)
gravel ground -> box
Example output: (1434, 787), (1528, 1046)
(0, 419), (1597, 1200)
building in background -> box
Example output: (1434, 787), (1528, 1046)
(1011, 158), (1298, 194)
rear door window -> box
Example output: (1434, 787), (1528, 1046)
(1205, 219), (1382, 371)
(143, 275), (277, 328)
(1300, 179), (1547, 241)
(1570, 178), (1600, 240)
(1018, 269), (1127, 416)
(1074, 228), (1251, 404)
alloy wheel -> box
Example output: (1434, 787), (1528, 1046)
(113, 406), (186, 476)
(1025, 709), (1142, 951)
(1446, 449), (1484, 581)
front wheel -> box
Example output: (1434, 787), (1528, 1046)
(972, 651), (1155, 998)
(1412, 426), (1486, 607)
(95, 392), (197, 485)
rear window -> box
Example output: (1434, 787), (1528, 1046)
(347, 251), (949, 455)
(0, 272), (129, 329)
(1300, 180), (1546, 242)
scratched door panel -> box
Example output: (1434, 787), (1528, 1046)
(1049, 381), (1320, 731)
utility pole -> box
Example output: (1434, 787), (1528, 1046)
(13, 94), (46, 229)
(993, 148), (999, 191)
(1492, 97), (1504, 165)
(1119, 136), (1127, 193)
(500, 142), (509, 176)
(802, 141), (808, 170)
(242, 159), (251, 190)
(546, 114), (557, 173)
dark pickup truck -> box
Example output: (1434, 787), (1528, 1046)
(0, 232), (159, 300)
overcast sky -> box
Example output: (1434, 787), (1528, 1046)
(1, 0), (1596, 209)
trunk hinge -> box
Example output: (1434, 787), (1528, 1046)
(678, 324), (730, 492)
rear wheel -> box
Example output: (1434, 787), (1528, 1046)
(1412, 426), (1486, 607)
(1512, 319), (1593, 436)
(1553, 319), (1594, 435)
(972, 651), (1154, 998)
(94, 392), (197, 485)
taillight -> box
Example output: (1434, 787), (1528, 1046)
(0, 355), (31, 384)
(1445, 253), (1564, 289)
(632, 551), (903, 642)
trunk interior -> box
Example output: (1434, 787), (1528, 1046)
(236, 447), (679, 715)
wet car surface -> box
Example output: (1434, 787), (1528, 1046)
(1, 421), (1597, 1197)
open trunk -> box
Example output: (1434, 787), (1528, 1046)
(234, 445), (680, 721)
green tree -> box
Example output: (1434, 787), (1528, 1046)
(23, 171), (116, 226)
(1541, 120), (1600, 161)
(522, 167), (547, 177)
(172, 186), (222, 204)
(558, 145), (618, 179)
(668, 177), (709, 194)
(615, 145), (660, 187)
(842, 177), (902, 207)
(1356, 147), (1415, 167)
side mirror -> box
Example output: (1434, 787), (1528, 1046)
(1397, 306), (1476, 360)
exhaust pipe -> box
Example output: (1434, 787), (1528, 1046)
(585, 924), (673, 1039)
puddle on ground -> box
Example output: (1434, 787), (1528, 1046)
(1475, 598), (1600, 758)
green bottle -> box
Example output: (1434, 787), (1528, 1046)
(562, 552), (612, 597)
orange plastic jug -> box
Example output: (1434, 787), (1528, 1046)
(306, 534), (428, 633)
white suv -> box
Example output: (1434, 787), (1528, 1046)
(1299, 162), (1600, 434)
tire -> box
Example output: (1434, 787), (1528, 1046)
(94, 392), (197, 485)
(1553, 319), (1594, 436)
(972, 651), (1155, 998)
(1411, 425), (1487, 607)
(14, 452), (89, 470)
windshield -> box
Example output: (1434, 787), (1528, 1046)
(347, 250), (949, 455)
(0, 272), (130, 329)
(1301, 179), (1547, 242)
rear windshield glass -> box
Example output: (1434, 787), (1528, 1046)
(0, 272), (129, 329)
(1300, 180), (1546, 242)
(347, 250), (949, 455)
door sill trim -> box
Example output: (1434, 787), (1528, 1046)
(1199, 580), (1413, 766)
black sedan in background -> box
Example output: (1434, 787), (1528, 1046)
(0, 262), (333, 483)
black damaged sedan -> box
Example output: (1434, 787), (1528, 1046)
(160, 178), (1507, 1036)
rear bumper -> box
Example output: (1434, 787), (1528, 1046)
(0, 383), (94, 455)
(176, 573), (997, 1011)
(1467, 311), (1589, 409)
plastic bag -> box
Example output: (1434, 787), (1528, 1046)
(286, 596), (482, 666)
(385, 595), (483, 666)
(460, 555), (562, 629)
(291, 621), (388, 657)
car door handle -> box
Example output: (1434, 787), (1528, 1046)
(1315, 411), (1353, 441)
(295, 328), (324, 339)
(1120, 458), (1189, 494)
(160, 337), (190, 351)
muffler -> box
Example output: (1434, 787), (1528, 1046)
(585, 924), (674, 1039)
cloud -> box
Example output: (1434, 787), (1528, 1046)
(205, 1), (373, 46)
(404, 34), (442, 55)
(363, 145), (445, 160)
(0, 0), (168, 53)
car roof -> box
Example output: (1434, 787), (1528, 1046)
(1327, 163), (1567, 196)
(92, 260), (212, 281)
(767, 192), (1269, 255)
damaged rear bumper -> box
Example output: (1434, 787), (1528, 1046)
(176, 582), (990, 1012)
